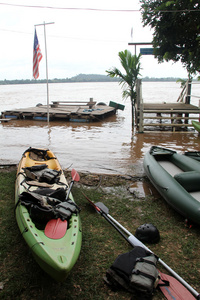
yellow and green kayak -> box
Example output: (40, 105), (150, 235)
(15, 147), (82, 281)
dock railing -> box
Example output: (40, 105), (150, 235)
(135, 79), (200, 132)
(176, 80), (191, 104)
(51, 98), (96, 109)
(186, 81), (200, 106)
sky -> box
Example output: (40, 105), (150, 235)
(0, 0), (189, 80)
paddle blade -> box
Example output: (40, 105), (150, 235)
(45, 218), (67, 239)
(95, 202), (109, 215)
(71, 168), (80, 182)
(158, 271), (196, 300)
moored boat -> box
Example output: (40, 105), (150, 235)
(15, 147), (82, 281)
(192, 120), (200, 133)
(143, 146), (200, 225)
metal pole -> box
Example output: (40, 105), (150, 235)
(43, 22), (49, 123)
(34, 21), (54, 123)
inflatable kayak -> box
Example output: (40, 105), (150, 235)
(15, 147), (82, 281)
(143, 146), (200, 225)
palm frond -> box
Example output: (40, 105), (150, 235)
(106, 50), (142, 126)
(106, 50), (141, 104)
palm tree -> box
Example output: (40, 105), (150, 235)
(106, 50), (141, 128)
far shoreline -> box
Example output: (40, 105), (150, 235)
(0, 73), (189, 86)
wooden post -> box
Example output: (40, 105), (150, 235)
(199, 100), (200, 122)
(137, 80), (143, 133)
(135, 79), (140, 127)
(185, 80), (191, 104)
(89, 98), (94, 109)
(185, 80), (192, 124)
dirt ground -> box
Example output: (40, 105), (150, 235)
(0, 163), (154, 199)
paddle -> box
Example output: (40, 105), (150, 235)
(158, 270), (197, 300)
(65, 168), (80, 200)
(45, 169), (80, 239)
(82, 192), (200, 299)
(44, 218), (68, 239)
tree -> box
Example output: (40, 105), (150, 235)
(140, 0), (200, 75)
(106, 50), (141, 127)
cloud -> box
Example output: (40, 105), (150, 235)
(0, 0), (188, 80)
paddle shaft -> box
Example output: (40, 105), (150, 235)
(65, 169), (80, 200)
(65, 181), (74, 200)
(97, 209), (134, 245)
(82, 192), (135, 246)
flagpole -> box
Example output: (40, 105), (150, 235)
(34, 21), (54, 123)
(43, 22), (50, 123)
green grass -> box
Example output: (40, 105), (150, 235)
(0, 169), (200, 299)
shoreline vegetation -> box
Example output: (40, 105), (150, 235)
(0, 166), (200, 299)
(0, 73), (189, 85)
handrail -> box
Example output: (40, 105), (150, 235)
(176, 80), (200, 104)
(176, 81), (188, 103)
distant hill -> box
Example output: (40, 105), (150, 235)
(0, 74), (187, 85)
(69, 74), (119, 82)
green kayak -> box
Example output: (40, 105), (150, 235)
(184, 151), (200, 162)
(15, 147), (82, 281)
(144, 146), (200, 225)
(192, 120), (200, 133)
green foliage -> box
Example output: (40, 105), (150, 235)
(106, 50), (142, 126)
(140, 0), (200, 75)
(176, 78), (187, 88)
(106, 50), (141, 103)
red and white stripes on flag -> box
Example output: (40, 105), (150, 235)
(33, 29), (43, 79)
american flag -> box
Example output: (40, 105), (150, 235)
(33, 29), (43, 79)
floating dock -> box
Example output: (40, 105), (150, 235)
(1, 99), (125, 123)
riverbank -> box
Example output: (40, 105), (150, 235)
(0, 74), (188, 86)
(0, 166), (200, 299)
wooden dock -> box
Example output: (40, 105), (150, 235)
(135, 80), (200, 132)
(1, 99), (124, 123)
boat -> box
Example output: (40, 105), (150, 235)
(15, 147), (82, 281)
(143, 146), (200, 225)
(192, 120), (200, 133)
(184, 151), (200, 162)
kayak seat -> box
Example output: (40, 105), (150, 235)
(24, 165), (61, 184)
(170, 154), (200, 172)
(174, 171), (200, 192)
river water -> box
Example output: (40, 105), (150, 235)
(0, 81), (200, 175)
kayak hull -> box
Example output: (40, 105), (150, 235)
(15, 147), (82, 281)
